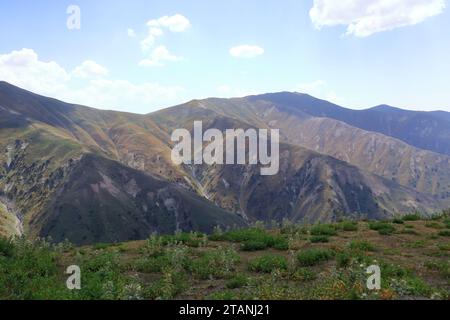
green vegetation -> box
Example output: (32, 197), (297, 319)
(349, 240), (376, 252)
(310, 224), (337, 236)
(310, 235), (330, 243)
(248, 255), (288, 273)
(210, 228), (288, 251)
(438, 230), (450, 237)
(336, 221), (359, 231)
(297, 248), (334, 267)
(1, 215), (449, 300)
(402, 214), (422, 221)
(369, 221), (396, 235)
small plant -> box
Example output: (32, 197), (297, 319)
(349, 240), (375, 252)
(438, 230), (450, 237)
(369, 221), (395, 235)
(248, 255), (288, 273)
(272, 236), (289, 250)
(310, 224), (337, 236)
(336, 252), (351, 268)
(425, 222), (444, 229)
(310, 235), (329, 243)
(296, 248), (334, 267)
(291, 268), (317, 281)
(241, 240), (267, 251)
(188, 247), (240, 279)
(392, 218), (404, 224)
(0, 238), (14, 257)
(226, 274), (248, 289)
(402, 214), (421, 221)
(337, 221), (358, 232)
(438, 243), (450, 251)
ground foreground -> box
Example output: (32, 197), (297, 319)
(0, 213), (449, 300)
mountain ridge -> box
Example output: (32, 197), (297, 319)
(0, 81), (449, 244)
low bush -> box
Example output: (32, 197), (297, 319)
(402, 214), (421, 221)
(241, 240), (267, 251)
(349, 240), (375, 252)
(248, 255), (288, 273)
(369, 221), (395, 235)
(310, 224), (337, 236)
(438, 230), (450, 237)
(310, 235), (329, 243)
(337, 221), (358, 232)
(296, 248), (334, 267)
(226, 274), (248, 289)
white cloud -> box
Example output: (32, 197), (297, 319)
(0, 48), (186, 113)
(229, 45), (264, 58)
(310, 0), (446, 37)
(72, 60), (109, 78)
(140, 27), (164, 51)
(63, 79), (186, 113)
(294, 80), (344, 105)
(0, 48), (70, 96)
(139, 45), (183, 67)
(127, 28), (136, 38)
(146, 14), (191, 32)
(138, 14), (190, 67)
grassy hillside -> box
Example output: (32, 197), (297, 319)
(1, 213), (449, 300)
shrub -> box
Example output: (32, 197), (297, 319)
(310, 235), (329, 243)
(226, 274), (248, 289)
(310, 224), (337, 236)
(272, 236), (289, 250)
(402, 214), (421, 221)
(215, 228), (288, 250)
(336, 252), (351, 268)
(143, 268), (187, 300)
(392, 218), (404, 224)
(187, 248), (240, 279)
(438, 230), (450, 237)
(241, 240), (267, 251)
(349, 240), (375, 252)
(0, 238), (71, 299)
(443, 219), (450, 229)
(135, 255), (171, 273)
(369, 221), (395, 235)
(248, 255), (288, 273)
(337, 221), (358, 231)
(0, 238), (14, 257)
(291, 268), (317, 281)
(425, 222), (444, 229)
(296, 248), (334, 267)
(438, 243), (450, 251)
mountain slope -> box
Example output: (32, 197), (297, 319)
(0, 82), (448, 244)
(0, 82), (245, 244)
(247, 92), (450, 156)
(172, 96), (450, 201)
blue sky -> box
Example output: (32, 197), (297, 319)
(0, 0), (449, 113)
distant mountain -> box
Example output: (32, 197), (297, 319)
(0, 82), (448, 244)
(247, 92), (450, 156)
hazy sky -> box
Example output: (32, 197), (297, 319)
(0, 0), (449, 113)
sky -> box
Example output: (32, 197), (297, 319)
(0, 0), (449, 114)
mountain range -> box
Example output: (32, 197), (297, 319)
(1, 81), (449, 244)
